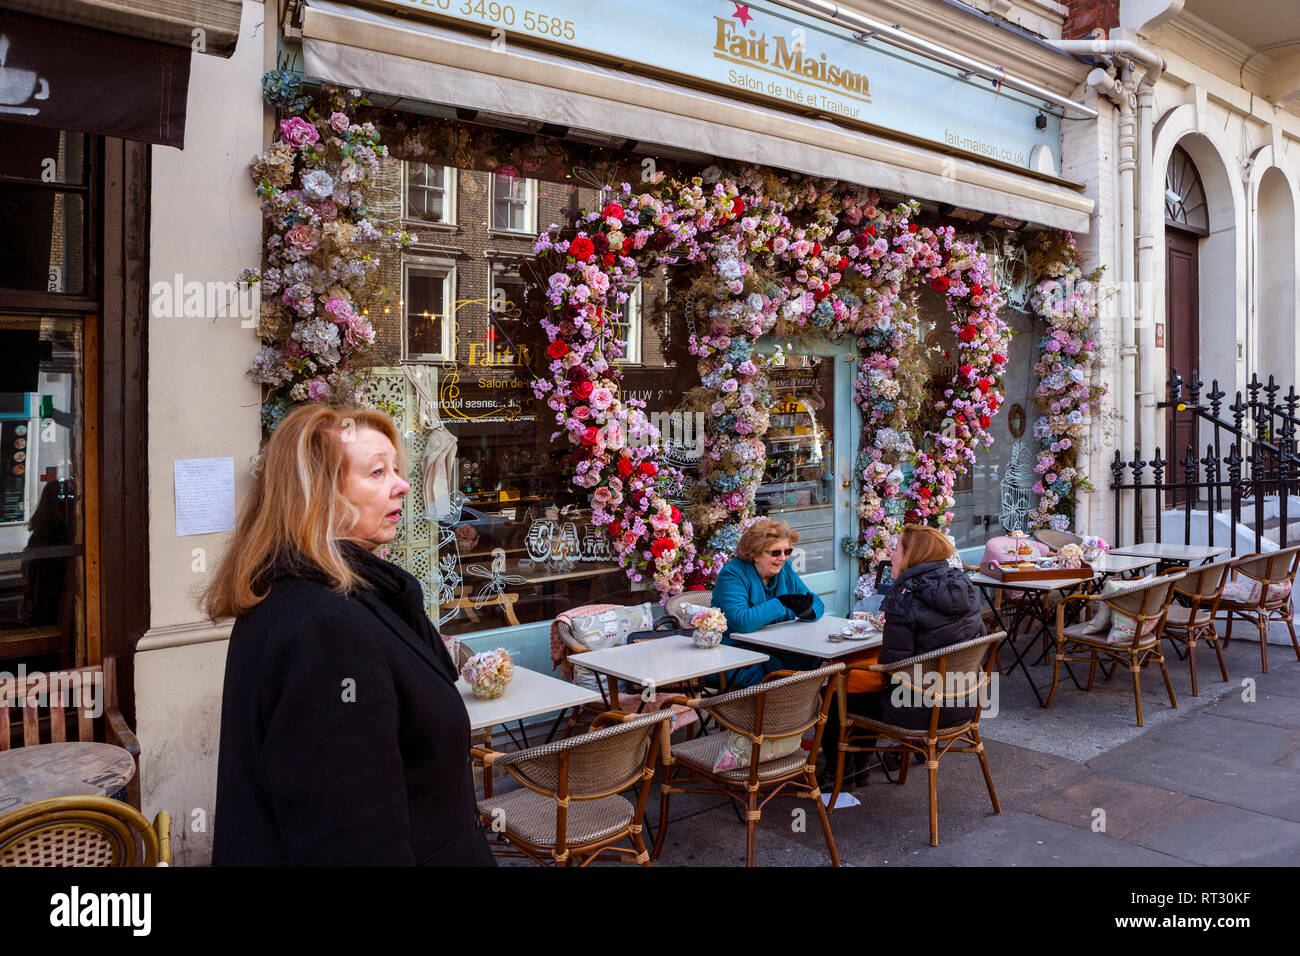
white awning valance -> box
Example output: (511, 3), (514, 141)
(300, 0), (1092, 232)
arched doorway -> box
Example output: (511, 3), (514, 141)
(1164, 144), (1208, 498)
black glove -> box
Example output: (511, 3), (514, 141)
(777, 593), (815, 619)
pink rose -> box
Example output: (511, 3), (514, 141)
(285, 223), (319, 253)
(279, 117), (319, 151)
(329, 112), (350, 134)
(573, 405), (591, 420)
(324, 297), (354, 322)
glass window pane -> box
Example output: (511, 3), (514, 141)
(0, 187), (85, 294)
(0, 315), (84, 670)
(756, 357), (836, 574)
(0, 124), (88, 185)
(406, 269), (446, 356)
(407, 163), (446, 223)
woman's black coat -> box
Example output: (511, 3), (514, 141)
(878, 559), (986, 729)
(212, 545), (494, 866)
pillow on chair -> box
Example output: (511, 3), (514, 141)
(711, 731), (805, 773)
(569, 603), (656, 691)
(1080, 576), (1154, 641)
(677, 603), (711, 627)
(1221, 580), (1292, 605)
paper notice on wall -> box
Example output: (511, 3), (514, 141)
(174, 457), (236, 536)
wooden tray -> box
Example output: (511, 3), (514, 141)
(979, 559), (1093, 583)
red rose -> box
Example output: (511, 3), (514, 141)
(617, 457), (634, 479)
(569, 236), (595, 262)
(603, 253), (616, 267)
(837, 257), (848, 271)
(977, 379), (990, 394)
(638, 461), (657, 477)
(865, 225), (876, 237)
(931, 276), (950, 293)
(547, 340), (570, 360)
(989, 396), (999, 412)
(958, 325), (977, 343)
(573, 380), (593, 400)
(651, 537), (675, 558)
(956, 414), (966, 424)
(811, 242), (822, 258)
(959, 364), (973, 377)
(731, 197), (745, 217)
(608, 520), (621, 538)
(670, 506), (682, 523)
(814, 283), (831, 302)
(602, 202), (624, 220)
(971, 283), (983, 296)
(580, 427), (599, 446)
(917, 487), (931, 499)
(979, 414), (991, 429)
(907, 223), (918, 233)
(991, 353), (1005, 365)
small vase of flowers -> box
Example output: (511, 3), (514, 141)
(691, 608), (727, 648)
(461, 648), (515, 699)
(1081, 535), (1110, 562)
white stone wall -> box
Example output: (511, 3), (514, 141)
(135, 0), (269, 867)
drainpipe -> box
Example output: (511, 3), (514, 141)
(1053, 38), (1165, 540)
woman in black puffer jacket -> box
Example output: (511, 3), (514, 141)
(877, 524), (986, 729)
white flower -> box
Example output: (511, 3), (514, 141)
(302, 170), (335, 201)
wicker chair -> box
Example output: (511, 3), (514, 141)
(650, 663), (845, 867)
(1217, 545), (1300, 673)
(0, 796), (171, 866)
(0, 656), (141, 809)
(1161, 558), (1233, 696)
(664, 590), (714, 627)
(829, 632), (1004, 847)
(1033, 529), (1082, 550)
(475, 709), (671, 866)
(1048, 573), (1184, 726)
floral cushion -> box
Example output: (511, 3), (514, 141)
(1220, 580), (1292, 605)
(711, 730), (805, 773)
(1080, 576), (1158, 643)
(569, 602), (656, 691)
(676, 602), (711, 628)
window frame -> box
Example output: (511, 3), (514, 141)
(612, 281), (643, 365)
(402, 161), (457, 226)
(402, 255), (457, 363)
(487, 263), (528, 364)
(488, 174), (538, 235)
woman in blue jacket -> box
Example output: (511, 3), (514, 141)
(712, 518), (824, 686)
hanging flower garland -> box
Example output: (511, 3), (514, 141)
(1025, 230), (1107, 530)
(241, 75), (416, 432)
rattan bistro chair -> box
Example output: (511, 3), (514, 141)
(1161, 558), (1233, 696)
(650, 664), (844, 867)
(475, 709), (671, 866)
(829, 633), (1004, 847)
(1048, 573), (1184, 726)
(1033, 529), (1082, 551)
(0, 796), (171, 866)
(1217, 545), (1300, 673)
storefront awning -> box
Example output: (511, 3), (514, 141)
(0, 8), (192, 147)
(1, 0), (242, 58)
(299, 0), (1093, 233)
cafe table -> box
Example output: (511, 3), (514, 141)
(968, 570), (1095, 707)
(0, 742), (136, 815)
(729, 616), (883, 660)
(571, 635), (769, 710)
(457, 666), (600, 739)
(1108, 543), (1229, 570)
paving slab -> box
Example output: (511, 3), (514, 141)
(1140, 711), (1300, 764)
(1025, 772), (1217, 841)
(1133, 803), (1300, 866)
(1203, 689), (1300, 729)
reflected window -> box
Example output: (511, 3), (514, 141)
(404, 162), (456, 224)
(404, 257), (455, 361)
(490, 174), (536, 234)
(0, 124), (89, 295)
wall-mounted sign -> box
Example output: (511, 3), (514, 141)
(368, 0), (1061, 171)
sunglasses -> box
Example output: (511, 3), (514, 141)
(767, 548), (794, 557)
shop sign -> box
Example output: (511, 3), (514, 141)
(371, 0), (1059, 171)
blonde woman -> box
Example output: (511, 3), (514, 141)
(712, 518), (824, 686)
(205, 404), (493, 867)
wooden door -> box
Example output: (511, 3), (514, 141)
(1166, 229), (1200, 504)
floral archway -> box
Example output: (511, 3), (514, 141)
(242, 78), (1024, 600)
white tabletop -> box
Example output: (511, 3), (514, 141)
(1090, 553), (1159, 575)
(1108, 543), (1229, 562)
(571, 635), (768, 687)
(730, 616), (882, 659)
(457, 667), (601, 731)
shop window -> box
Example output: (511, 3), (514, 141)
(404, 162), (456, 225)
(488, 264), (527, 364)
(756, 356), (837, 575)
(611, 282), (642, 365)
(403, 257), (455, 361)
(490, 174), (537, 234)
(0, 123), (89, 295)
(0, 316), (84, 670)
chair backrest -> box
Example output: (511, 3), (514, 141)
(701, 664), (844, 741)
(1231, 544), (1300, 586)
(0, 659), (116, 750)
(1104, 573), (1183, 625)
(1173, 557), (1233, 604)
(875, 632), (1004, 711)
(496, 709), (671, 801)
(664, 590), (713, 626)
(1034, 529), (1082, 550)
(0, 795), (161, 867)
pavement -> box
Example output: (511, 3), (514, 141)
(493, 621), (1300, 867)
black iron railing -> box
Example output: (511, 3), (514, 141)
(1109, 370), (1300, 555)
